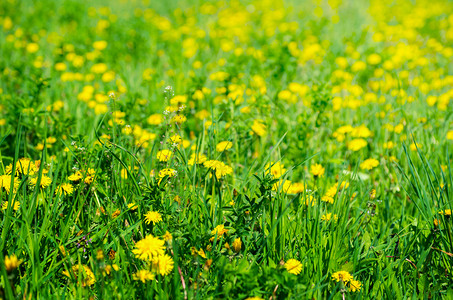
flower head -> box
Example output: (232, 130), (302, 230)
(360, 158), (379, 170)
(0, 175), (20, 194)
(169, 135), (182, 145)
(211, 224), (228, 236)
(348, 139), (367, 151)
(204, 160), (233, 178)
(156, 149), (172, 162)
(232, 237), (242, 253)
(284, 259), (302, 275)
(310, 163), (325, 177)
(321, 213), (338, 222)
(2, 200), (20, 211)
(216, 141), (233, 152)
(163, 231), (173, 241)
(55, 183), (74, 196)
(158, 168), (177, 178)
(448, 130), (453, 140)
(6, 158), (37, 175)
(332, 271), (353, 283)
(132, 234), (165, 261)
(251, 119), (267, 136)
(188, 153), (207, 165)
(171, 115), (187, 123)
(29, 175), (52, 188)
(133, 269), (155, 282)
(4, 254), (21, 272)
(349, 279), (362, 292)
(439, 209), (451, 216)
(144, 211), (162, 225)
(68, 171), (83, 181)
(62, 264), (96, 287)
(152, 254), (174, 276)
(265, 162), (286, 179)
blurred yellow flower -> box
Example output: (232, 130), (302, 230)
(232, 237), (242, 253)
(348, 139), (367, 151)
(251, 119), (267, 137)
(332, 271), (353, 283)
(310, 163), (325, 177)
(152, 254), (174, 276)
(62, 264), (96, 287)
(4, 254), (21, 272)
(360, 158), (379, 170)
(132, 234), (165, 261)
(265, 162), (286, 179)
(55, 183), (74, 196)
(133, 270), (155, 283)
(216, 141), (233, 152)
(211, 224), (228, 236)
(349, 279), (362, 292)
(156, 149), (172, 162)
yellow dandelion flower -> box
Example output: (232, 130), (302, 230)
(171, 115), (187, 123)
(169, 135), (182, 145)
(133, 269), (155, 282)
(360, 158), (379, 170)
(62, 264), (96, 287)
(158, 168), (177, 178)
(211, 224), (228, 236)
(55, 183), (74, 196)
(112, 209), (121, 219)
(347, 139), (367, 151)
(2, 200), (20, 211)
(251, 119), (267, 137)
(163, 231), (173, 241)
(152, 254), (174, 276)
(265, 162), (286, 179)
(304, 195), (316, 206)
(310, 163), (325, 177)
(216, 141), (233, 152)
(321, 195), (334, 204)
(156, 149), (172, 162)
(132, 234), (165, 261)
(321, 213), (338, 222)
(128, 203), (138, 210)
(29, 175), (52, 188)
(447, 130), (453, 140)
(410, 142), (422, 152)
(332, 271), (353, 283)
(144, 211), (162, 225)
(215, 163), (233, 178)
(232, 237), (242, 253)
(439, 209), (451, 216)
(188, 153), (207, 165)
(4, 254), (21, 272)
(284, 259), (302, 275)
(6, 158), (37, 175)
(349, 279), (362, 292)
(147, 114), (163, 125)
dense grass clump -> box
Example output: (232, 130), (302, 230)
(0, 0), (453, 298)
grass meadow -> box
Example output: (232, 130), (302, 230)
(1, 0), (453, 298)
